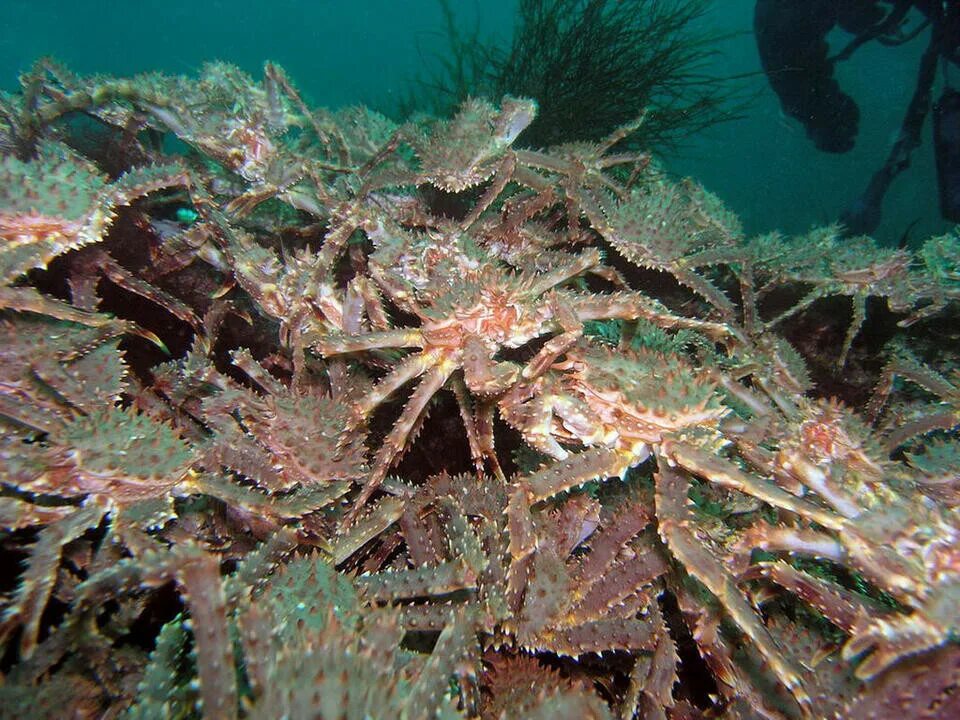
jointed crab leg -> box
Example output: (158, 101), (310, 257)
(460, 152), (517, 230)
(734, 524), (848, 567)
(570, 291), (743, 346)
(314, 328), (422, 356)
(472, 397), (505, 481)
(739, 560), (879, 636)
(0, 286), (116, 327)
(343, 348), (439, 430)
(1, 498), (111, 658)
(346, 361), (454, 523)
(524, 248), (600, 296)
(660, 439), (843, 531)
(654, 465), (812, 715)
(450, 375), (496, 480)
(520, 297), (582, 381)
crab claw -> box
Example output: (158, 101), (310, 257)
(843, 614), (945, 679)
(124, 323), (170, 354)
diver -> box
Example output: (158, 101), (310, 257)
(754, 0), (960, 236)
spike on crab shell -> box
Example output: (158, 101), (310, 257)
(128, 325), (169, 353)
(628, 441), (651, 467)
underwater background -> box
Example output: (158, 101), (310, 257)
(1, 2), (959, 718)
(0, 0), (950, 244)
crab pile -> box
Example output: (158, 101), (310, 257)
(0, 59), (958, 719)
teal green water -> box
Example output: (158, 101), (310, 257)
(0, 0), (950, 244)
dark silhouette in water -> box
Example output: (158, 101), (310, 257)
(935, 87), (960, 222)
(754, 0), (960, 235)
(754, 0), (866, 154)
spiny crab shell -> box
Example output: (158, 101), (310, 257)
(413, 95), (537, 192)
(500, 338), (728, 464)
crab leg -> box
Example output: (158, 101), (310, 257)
(345, 349), (436, 429)
(2, 499), (111, 658)
(672, 583), (788, 719)
(732, 524), (846, 568)
(655, 465), (811, 715)
(524, 446), (625, 503)
(473, 398), (505, 482)
(506, 447), (624, 563)
(461, 152), (516, 229)
(0, 286), (115, 327)
(345, 361), (454, 523)
(739, 560), (877, 635)
(843, 611), (950, 679)
(837, 295), (866, 369)
(313, 328), (422, 355)
(660, 439), (843, 531)
(0, 299), (163, 361)
(520, 307), (582, 380)
(736, 519), (921, 601)
(70, 248), (202, 329)
(571, 291), (741, 345)
(765, 288), (828, 327)
(524, 248), (600, 298)
(450, 375), (488, 480)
